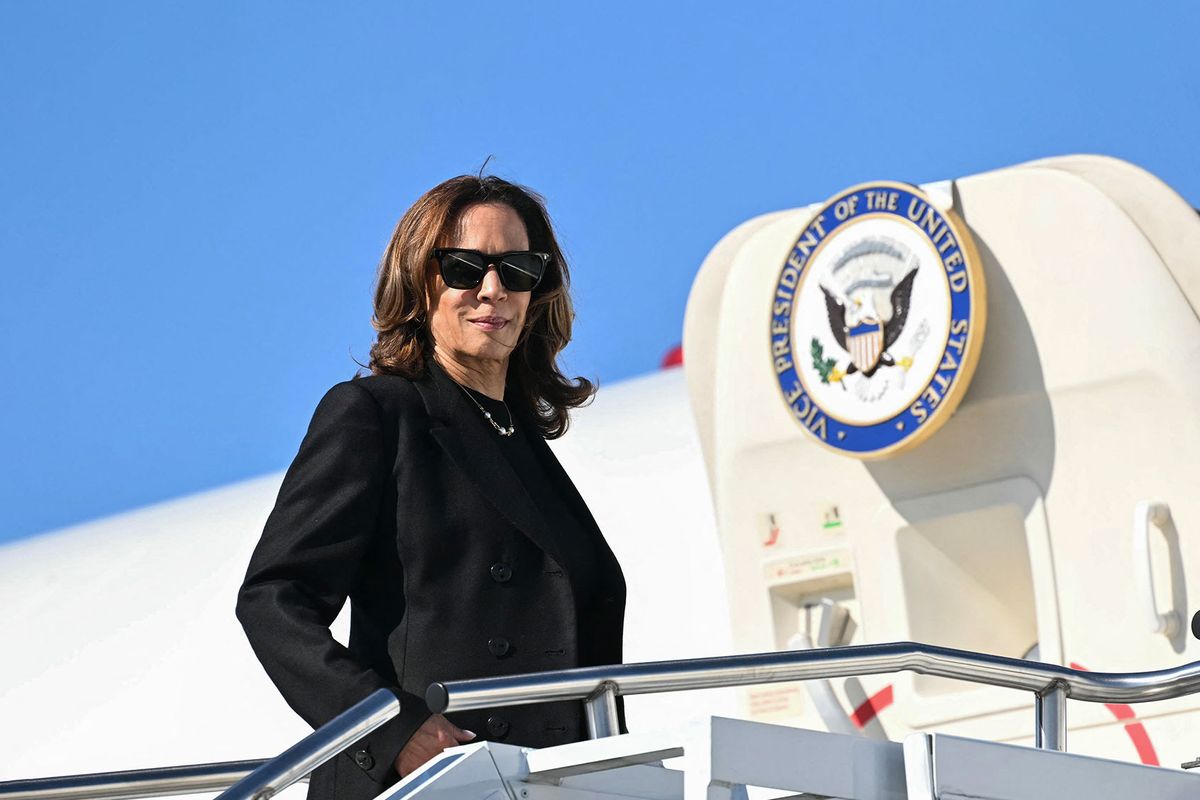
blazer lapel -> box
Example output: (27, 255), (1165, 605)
(527, 433), (603, 540)
(414, 363), (564, 566)
(528, 431), (626, 593)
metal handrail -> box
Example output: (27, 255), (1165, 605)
(0, 689), (400, 800)
(216, 689), (399, 800)
(0, 761), (270, 800)
(427, 642), (1200, 710)
(427, 641), (1200, 752)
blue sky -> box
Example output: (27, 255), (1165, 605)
(2, 1), (1197, 543)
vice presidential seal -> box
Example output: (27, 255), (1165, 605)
(769, 181), (986, 458)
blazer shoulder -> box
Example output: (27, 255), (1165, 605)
(344, 372), (427, 420)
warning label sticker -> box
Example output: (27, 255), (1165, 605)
(763, 548), (853, 582)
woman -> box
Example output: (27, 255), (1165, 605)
(236, 175), (627, 800)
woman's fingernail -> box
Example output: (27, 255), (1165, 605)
(463, 730), (477, 739)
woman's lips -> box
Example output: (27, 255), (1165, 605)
(469, 316), (509, 332)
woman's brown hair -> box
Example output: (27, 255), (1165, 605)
(368, 174), (594, 439)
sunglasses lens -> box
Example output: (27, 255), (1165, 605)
(499, 253), (546, 291)
(439, 251), (486, 289)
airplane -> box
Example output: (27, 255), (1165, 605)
(2, 154), (1198, 798)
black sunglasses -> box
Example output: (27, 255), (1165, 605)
(432, 248), (550, 292)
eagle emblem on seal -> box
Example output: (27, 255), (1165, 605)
(812, 239), (918, 383)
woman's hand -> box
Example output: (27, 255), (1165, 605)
(395, 713), (476, 777)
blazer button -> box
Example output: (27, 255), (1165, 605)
(488, 636), (511, 657)
(490, 563), (513, 583)
(486, 715), (510, 738)
(353, 750), (374, 770)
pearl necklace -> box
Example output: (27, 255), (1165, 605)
(456, 382), (516, 437)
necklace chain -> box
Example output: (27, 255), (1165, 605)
(456, 382), (516, 437)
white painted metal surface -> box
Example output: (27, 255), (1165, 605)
(365, 717), (1200, 800)
(708, 717), (906, 800)
(903, 732), (1200, 800)
(375, 738), (684, 800)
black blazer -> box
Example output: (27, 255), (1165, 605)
(236, 362), (626, 800)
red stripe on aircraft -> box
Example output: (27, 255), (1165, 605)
(851, 684), (894, 728)
(661, 345), (683, 368)
(1070, 661), (1160, 766)
(1122, 722), (1160, 766)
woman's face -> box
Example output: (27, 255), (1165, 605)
(428, 202), (533, 370)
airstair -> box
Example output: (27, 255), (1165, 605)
(4, 642), (1200, 800)
(376, 718), (1200, 800)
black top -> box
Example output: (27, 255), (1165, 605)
(442, 368), (603, 655)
